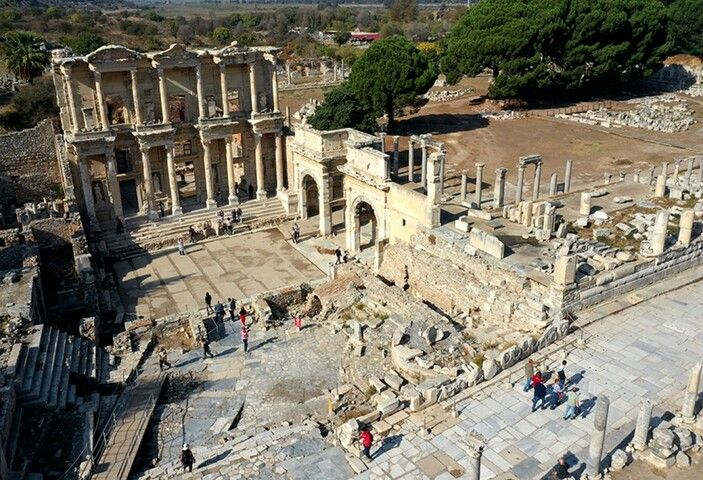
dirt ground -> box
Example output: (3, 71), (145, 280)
(280, 76), (703, 193)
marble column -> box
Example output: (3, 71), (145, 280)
(604, 172), (611, 184)
(249, 62), (259, 114)
(105, 150), (123, 218)
(62, 67), (81, 133)
(494, 168), (507, 208)
(271, 61), (279, 112)
(79, 156), (98, 224)
(139, 145), (157, 219)
(165, 145), (181, 216)
(420, 141), (428, 188)
(580, 192), (591, 216)
(648, 166), (656, 185)
(460, 171), (467, 201)
(662, 161), (669, 179)
(275, 132), (285, 192)
(549, 172), (558, 196)
(679, 209), (694, 246)
(93, 71), (109, 130)
(196, 64), (207, 119)
(392, 136), (399, 176)
(585, 395), (610, 479)
(319, 173), (332, 236)
(515, 165), (526, 204)
(286, 105), (291, 127)
(632, 399), (653, 451)
(685, 157), (694, 188)
(673, 160), (681, 184)
(157, 68), (169, 123)
(379, 133), (386, 154)
(652, 210), (669, 255)
(439, 155), (445, 195)
(699, 157), (703, 185)
(680, 363), (702, 424)
(655, 174), (666, 197)
(254, 133), (266, 199)
(201, 138), (217, 209)
(532, 162), (542, 201)
(634, 169), (641, 183)
(225, 138), (238, 206)
(564, 159), (573, 193)
(130, 69), (143, 126)
(219, 63), (229, 118)
(408, 139), (415, 182)
(466, 444), (483, 480)
(475, 163), (485, 209)
(286, 62), (291, 84)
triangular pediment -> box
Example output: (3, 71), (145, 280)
(150, 43), (200, 63)
(85, 45), (141, 64)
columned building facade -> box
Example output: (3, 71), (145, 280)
(51, 42), (286, 225)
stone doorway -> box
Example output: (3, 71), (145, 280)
(119, 178), (139, 216)
(349, 200), (377, 252)
(301, 174), (319, 218)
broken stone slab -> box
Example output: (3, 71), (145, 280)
(610, 449), (629, 470)
(372, 420), (392, 437)
(378, 398), (402, 417)
(454, 217), (471, 233)
(394, 345), (424, 362)
(613, 196), (633, 204)
(482, 358), (500, 380)
(466, 208), (492, 220)
(675, 451), (690, 467)
(574, 217), (589, 228)
(384, 372), (405, 391)
(592, 228), (611, 239)
(589, 188), (608, 197)
(368, 376), (387, 393)
(615, 251), (637, 262)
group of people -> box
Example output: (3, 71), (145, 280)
(335, 247), (348, 265)
(205, 292), (251, 354)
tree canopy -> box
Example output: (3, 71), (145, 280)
(347, 35), (437, 129)
(667, 0), (703, 57)
(442, 0), (671, 99)
(308, 85), (377, 133)
(0, 31), (49, 82)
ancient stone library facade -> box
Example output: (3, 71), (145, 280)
(51, 43), (285, 224)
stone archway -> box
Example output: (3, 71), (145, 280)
(300, 174), (319, 218)
(346, 196), (380, 252)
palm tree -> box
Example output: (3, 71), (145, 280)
(0, 31), (49, 82)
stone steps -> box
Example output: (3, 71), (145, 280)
(7, 325), (115, 410)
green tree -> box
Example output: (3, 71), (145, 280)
(62, 31), (106, 55)
(334, 31), (351, 46)
(0, 31), (48, 82)
(308, 84), (377, 133)
(212, 27), (232, 45)
(348, 35), (436, 130)
(667, 0), (703, 56)
(389, 0), (418, 23)
(0, 78), (57, 131)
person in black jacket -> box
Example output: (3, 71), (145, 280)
(180, 444), (195, 472)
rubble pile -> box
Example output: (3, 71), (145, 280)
(422, 88), (472, 102)
(293, 99), (321, 125)
(481, 110), (525, 120)
(556, 94), (695, 133)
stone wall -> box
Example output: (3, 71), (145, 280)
(0, 120), (62, 215)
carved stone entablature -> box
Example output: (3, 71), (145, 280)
(66, 131), (116, 148)
(339, 164), (391, 191)
(133, 124), (176, 148)
(196, 118), (243, 141)
(149, 43), (202, 69)
(211, 41), (258, 65)
(86, 45), (141, 72)
(250, 113), (284, 134)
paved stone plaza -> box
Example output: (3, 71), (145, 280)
(114, 228), (325, 319)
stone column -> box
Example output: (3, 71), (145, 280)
(249, 62), (259, 114)
(604, 172), (611, 184)
(580, 192), (591, 216)
(157, 67), (169, 123)
(219, 63), (229, 118)
(105, 151), (123, 218)
(392, 136), (399, 176)
(286, 105), (291, 127)
(460, 172), (468, 202)
(275, 132), (285, 192)
(632, 399), (653, 451)
(271, 61), (279, 112)
(286, 62), (291, 84)
(130, 69), (143, 126)
(379, 133), (386, 154)
(564, 159), (573, 193)
(201, 138), (216, 209)
(196, 64), (207, 119)
(165, 145), (182, 216)
(420, 141), (428, 188)
(652, 210), (669, 255)
(685, 157), (694, 188)
(346, 206), (360, 252)
(439, 154), (445, 195)
(138, 145), (157, 219)
(494, 168), (507, 208)
(655, 174), (666, 197)
(633, 169), (641, 183)
(254, 133), (266, 199)
(585, 395), (610, 480)
(62, 67), (81, 133)
(475, 163), (485, 209)
(466, 444), (483, 480)
(319, 173), (332, 236)
(549, 172), (558, 196)
(699, 157), (703, 185)
(673, 160), (681, 184)
(93, 71), (109, 130)
(515, 165), (526, 204)
(662, 161), (669, 179)
(225, 138), (238, 205)
(532, 162), (542, 200)
(648, 166), (656, 185)
(78, 156), (98, 225)
(408, 139), (415, 182)
(679, 209), (694, 246)
(680, 363), (702, 424)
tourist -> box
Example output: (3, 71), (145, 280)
(158, 201), (165, 218)
(218, 209), (224, 221)
(532, 378), (547, 412)
(557, 359), (567, 389)
(531, 370), (543, 389)
(360, 427), (373, 460)
(403, 265), (409, 290)
(335, 247), (342, 264)
(563, 387), (581, 420)
(239, 306), (247, 326)
(523, 359), (535, 392)
(550, 457), (571, 479)
(115, 216), (124, 234)
(343, 250), (348, 263)
(550, 378), (563, 409)
(180, 444), (195, 473)
(189, 225), (197, 244)
(228, 298), (236, 321)
(200, 335), (214, 359)
(214, 300), (225, 323)
(216, 187), (222, 203)
(158, 347), (172, 371)
(241, 326), (249, 353)
(177, 238), (186, 256)
(237, 207), (243, 223)
(205, 292), (213, 313)
(234, 181), (239, 196)
(292, 222), (300, 243)
(248, 184), (254, 200)
(294, 314), (302, 332)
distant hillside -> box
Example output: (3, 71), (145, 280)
(0, 0), (134, 8)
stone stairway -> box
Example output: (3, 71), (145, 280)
(97, 198), (290, 259)
(6, 324), (112, 409)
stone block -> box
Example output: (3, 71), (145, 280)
(675, 451), (690, 467)
(378, 398), (402, 417)
(372, 420), (392, 436)
(466, 208), (492, 220)
(368, 376), (387, 393)
(468, 228), (505, 259)
(462, 362), (483, 386)
(610, 449), (629, 470)
(454, 216), (471, 233)
(482, 358), (500, 380)
(394, 345), (423, 361)
(384, 410), (408, 426)
(384, 372), (405, 391)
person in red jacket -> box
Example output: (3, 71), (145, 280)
(531, 371), (543, 388)
(360, 427), (373, 460)
(239, 307), (247, 326)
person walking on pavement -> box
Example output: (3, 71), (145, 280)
(228, 298), (236, 321)
(180, 444), (195, 473)
(557, 359), (567, 389)
(532, 378), (547, 412)
(335, 247), (342, 265)
(239, 306), (247, 326)
(550, 378), (563, 409)
(241, 326), (249, 353)
(294, 314), (302, 332)
(204, 292), (213, 313)
(189, 225), (197, 244)
(158, 347), (172, 371)
(523, 359), (535, 392)
(360, 427), (373, 460)
(531, 370), (543, 389)
(214, 300), (225, 323)
(563, 387), (581, 420)
(200, 335), (215, 359)
(292, 222), (300, 243)
(178, 238), (186, 256)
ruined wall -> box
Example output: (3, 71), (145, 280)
(379, 232), (549, 329)
(0, 120), (62, 213)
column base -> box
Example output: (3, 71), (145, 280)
(205, 199), (217, 210)
(256, 190), (268, 200)
(172, 206), (183, 217)
(228, 195), (239, 206)
(147, 210), (159, 222)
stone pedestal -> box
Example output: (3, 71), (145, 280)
(678, 210), (694, 246)
(580, 192), (591, 216)
(655, 174), (666, 197)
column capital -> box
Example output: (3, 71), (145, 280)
(138, 143), (150, 155)
(475, 163), (485, 169)
(201, 137), (212, 146)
